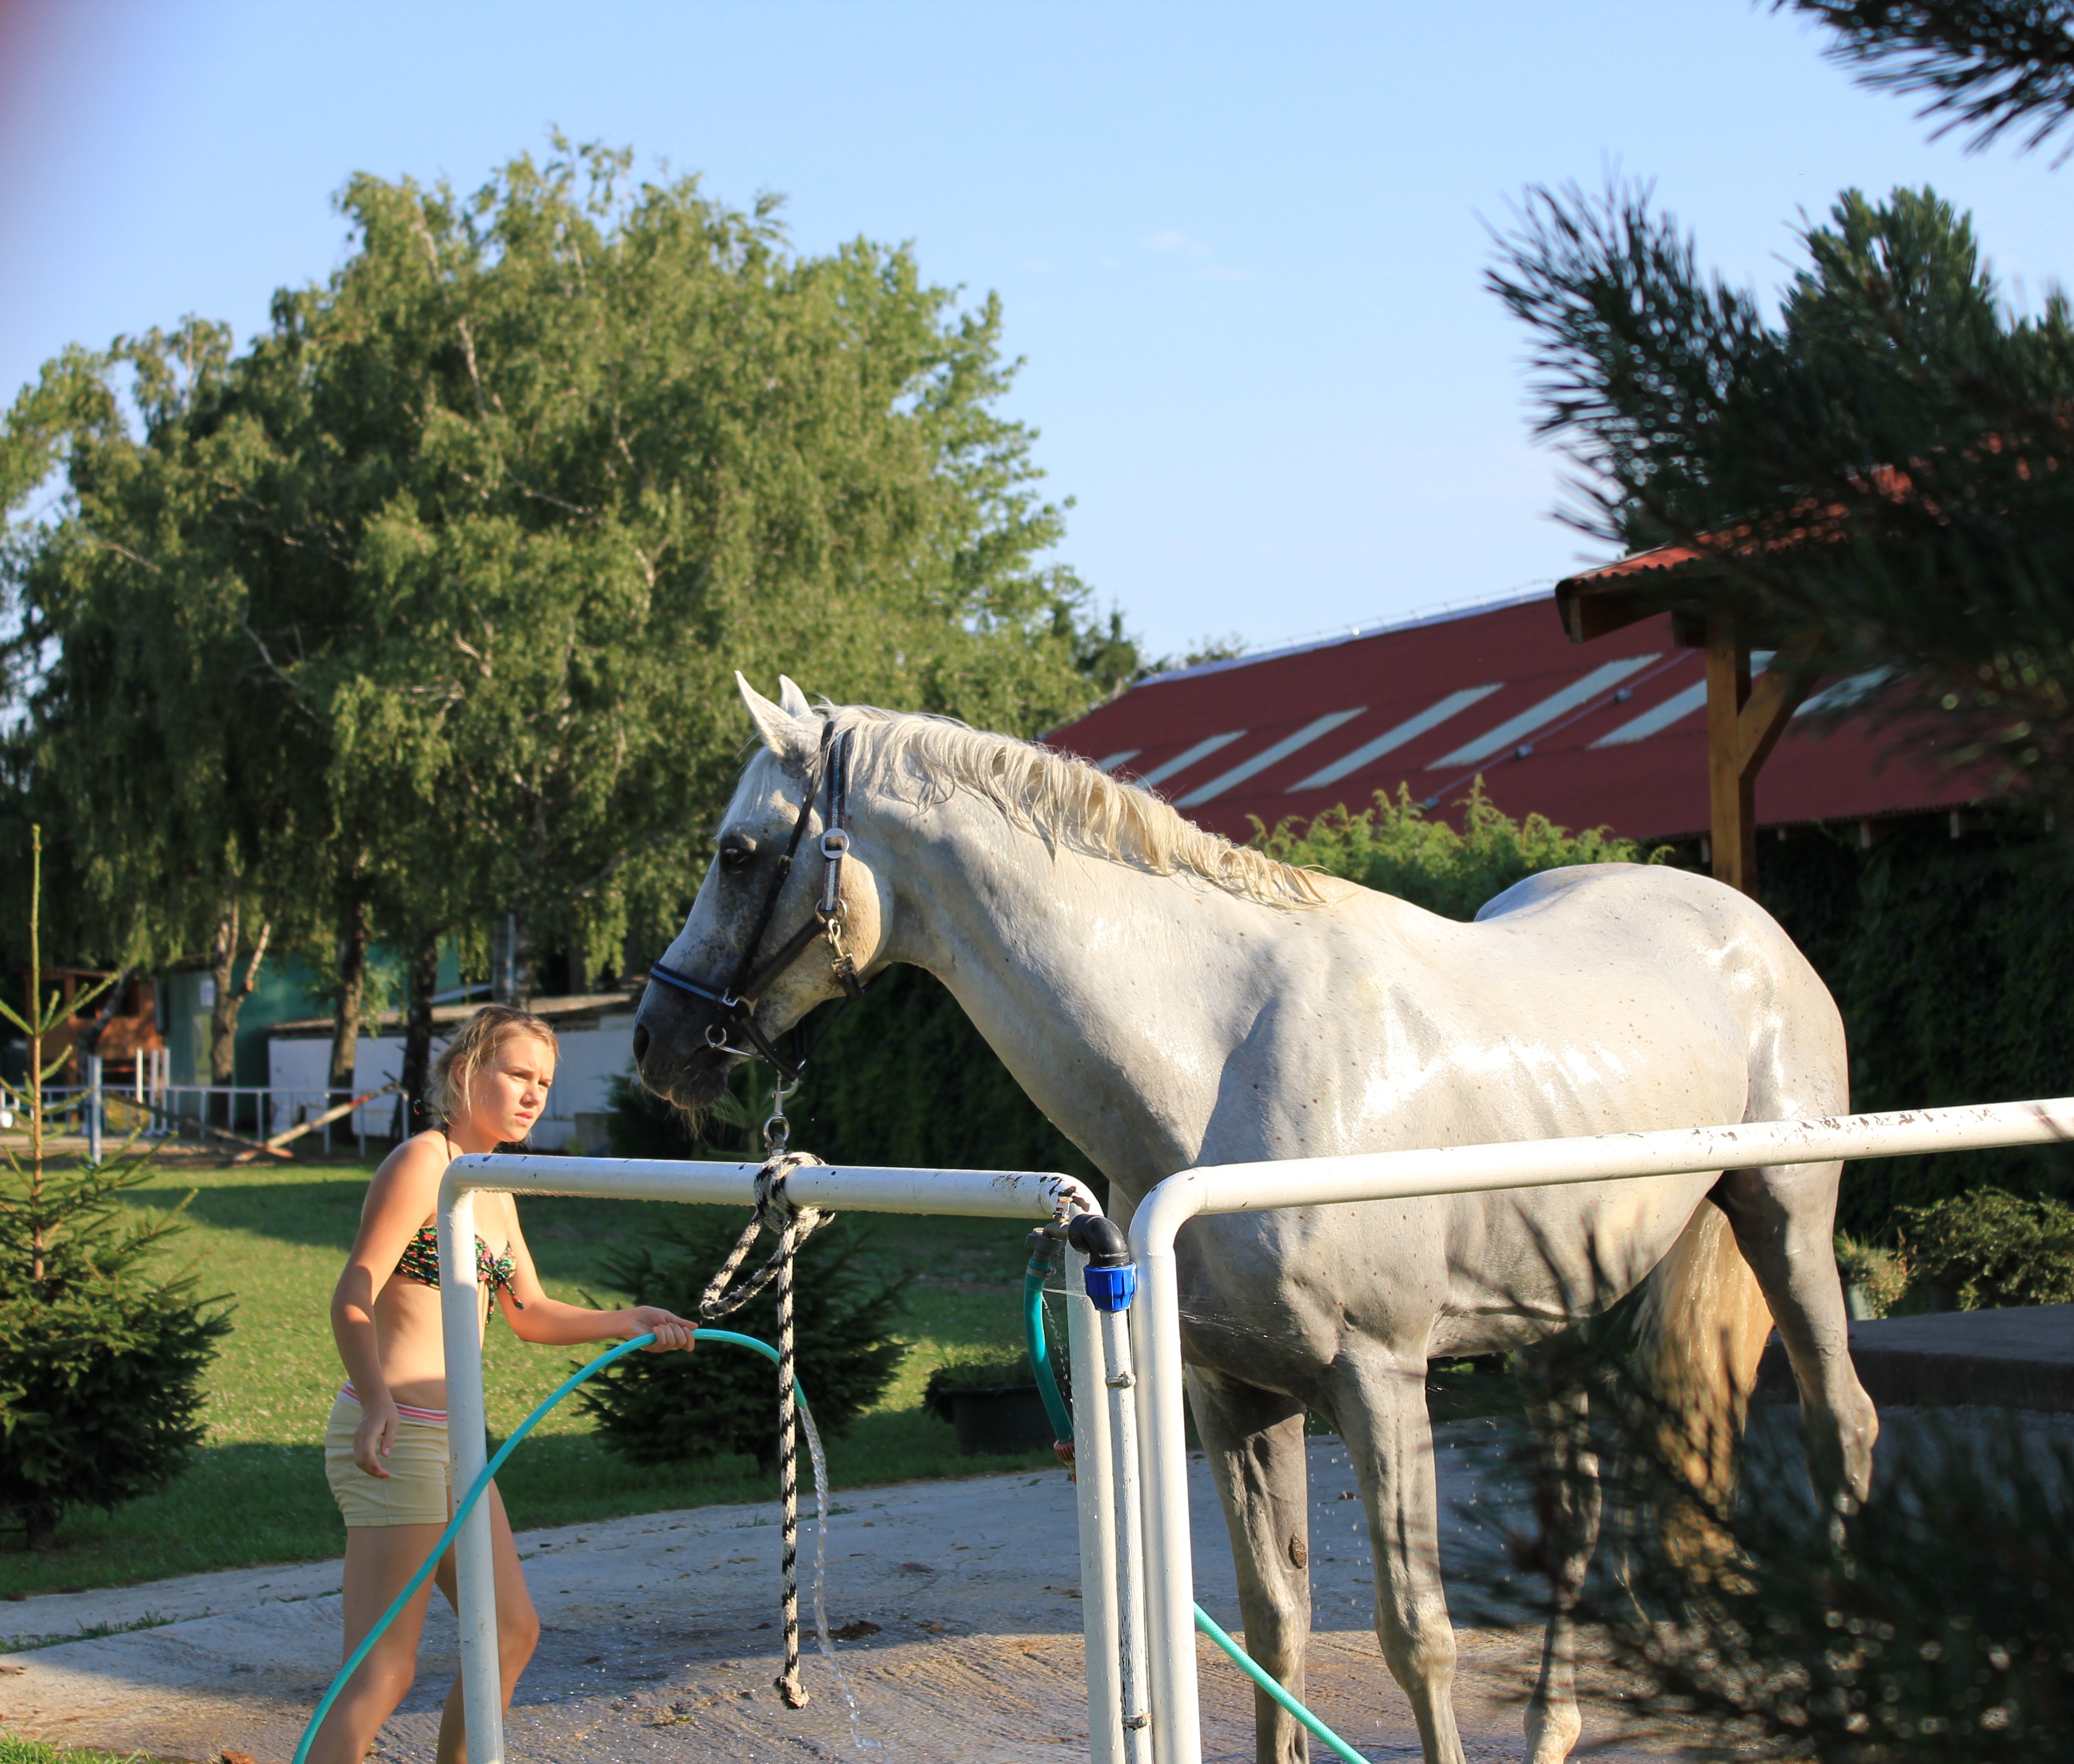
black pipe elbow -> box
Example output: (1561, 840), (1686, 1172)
(1066, 1213), (1132, 1268)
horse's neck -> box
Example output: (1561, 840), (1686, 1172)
(876, 804), (1284, 1194)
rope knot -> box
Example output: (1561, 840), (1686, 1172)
(696, 1151), (833, 1322)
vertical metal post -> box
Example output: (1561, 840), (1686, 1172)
(1100, 1305), (1153, 1764)
(438, 1186), (504, 1764)
(85, 1054), (103, 1166)
(1132, 1226), (1201, 1764)
(1067, 1248), (1125, 1764)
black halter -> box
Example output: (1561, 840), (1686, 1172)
(646, 720), (870, 1081)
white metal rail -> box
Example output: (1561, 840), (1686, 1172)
(436, 1155), (1115, 1764)
(1125, 1096), (2074, 1764)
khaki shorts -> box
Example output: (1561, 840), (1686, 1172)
(324, 1390), (453, 1527)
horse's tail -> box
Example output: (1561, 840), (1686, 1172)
(1624, 1200), (1773, 1502)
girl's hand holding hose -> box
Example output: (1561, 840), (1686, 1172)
(619, 1307), (697, 1351)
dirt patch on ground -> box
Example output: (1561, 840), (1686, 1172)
(0, 1434), (1667, 1762)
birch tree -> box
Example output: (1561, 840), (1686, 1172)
(5, 139), (1117, 1109)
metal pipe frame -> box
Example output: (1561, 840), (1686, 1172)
(436, 1155), (1113, 1764)
(1126, 1097), (2074, 1764)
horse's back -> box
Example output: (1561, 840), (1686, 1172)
(1467, 859), (1846, 1116)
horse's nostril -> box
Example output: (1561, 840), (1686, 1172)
(631, 1022), (650, 1064)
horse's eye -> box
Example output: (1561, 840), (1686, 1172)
(718, 836), (757, 873)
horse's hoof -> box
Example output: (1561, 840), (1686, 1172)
(1523, 1704), (1580, 1764)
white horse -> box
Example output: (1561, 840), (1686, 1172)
(633, 676), (1877, 1764)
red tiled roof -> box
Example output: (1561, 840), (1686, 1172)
(1557, 463), (1975, 598)
(1043, 597), (1993, 845)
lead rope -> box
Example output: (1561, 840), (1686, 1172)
(697, 1117), (831, 1710)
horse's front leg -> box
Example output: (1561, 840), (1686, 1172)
(1515, 1348), (1601, 1764)
(1186, 1365), (1313, 1764)
(1330, 1355), (1467, 1764)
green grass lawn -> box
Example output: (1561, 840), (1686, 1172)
(0, 1155), (1059, 1599)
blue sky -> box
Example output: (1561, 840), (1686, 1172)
(5, 1), (2069, 661)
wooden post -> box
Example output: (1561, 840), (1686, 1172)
(1705, 619), (1828, 896)
(1705, 616), (1755, 893)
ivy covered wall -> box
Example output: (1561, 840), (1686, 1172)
(1757, 816), (2074, 1237)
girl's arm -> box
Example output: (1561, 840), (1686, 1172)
(485, 1193), (697, 1351)
(330, 1135), (449, 1474)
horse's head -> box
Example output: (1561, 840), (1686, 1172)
(632, 672), (887, 1113)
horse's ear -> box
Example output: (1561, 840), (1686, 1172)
(776, 675), (815, 720)
(736, 671), (818, 769)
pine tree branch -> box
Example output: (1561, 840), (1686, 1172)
(1788, 0), (2074, 159)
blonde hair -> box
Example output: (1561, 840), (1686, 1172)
(427, 1005), (559, 1124)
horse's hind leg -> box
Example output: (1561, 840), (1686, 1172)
(1514, 1349), (1600, 1764)
(1186, 1367), (1314, 1764)
(1331, 1355), (1467, 1764)
(1711, 1158), (1878, 1503)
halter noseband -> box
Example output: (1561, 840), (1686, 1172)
(646, 720), (870, 1081)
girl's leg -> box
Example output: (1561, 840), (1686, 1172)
(432, 1485), (541, 1764)
(307, 1522), (449, 1764)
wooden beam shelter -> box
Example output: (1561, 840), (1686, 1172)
(1555, 558), (1827, 896)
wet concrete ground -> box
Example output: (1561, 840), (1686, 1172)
(1, 1426), (1583, 1764)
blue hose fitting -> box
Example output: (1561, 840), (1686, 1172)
(1083, 1263), (1138, 1312)
(1066, 1214), (1137, 1313)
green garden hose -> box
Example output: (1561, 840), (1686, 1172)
(292, 1328), (797, 1764)
(1190, 1604), (1371, 1764)
(1022, 1248), (1075, 1444)
(1020, 1278), (1371, 1764)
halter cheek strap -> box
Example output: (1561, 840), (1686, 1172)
(647, 721), (871, 1080)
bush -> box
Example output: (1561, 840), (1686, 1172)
(576, 1208), (909, 1471)
(1836, 1232), (1910, 1317)
(0, 832), (231, 1549)
(1250, 777), (1663, 919)
(1898, 1188), (2074, 1310)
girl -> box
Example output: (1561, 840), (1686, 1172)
(316, 1005), (696, 1764)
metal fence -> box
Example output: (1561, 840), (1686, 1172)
(17, 1054), (395, 1162)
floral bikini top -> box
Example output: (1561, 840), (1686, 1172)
(394, 1226), (525, 1309)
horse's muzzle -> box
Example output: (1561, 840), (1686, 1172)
(632, 985), (739, 1110)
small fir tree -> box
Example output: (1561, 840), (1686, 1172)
(578, 1208), (908, 1472)
(0, 828), (231, 1549)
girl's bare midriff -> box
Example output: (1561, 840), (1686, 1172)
(368, 1193), (517, 1411)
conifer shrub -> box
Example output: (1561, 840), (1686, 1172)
(1897, 1188), (2074, 1310)
(0, 830), (231, 1549)
(1474, 1325), (2074, 1761)
(577, 1208), (909, 1472)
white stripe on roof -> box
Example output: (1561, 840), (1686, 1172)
(1137, 730), (1246, 788)
(1176, 710), (1367, 806)
(1795, 667), (1892, 716)
(1290, 685), (1502, 790)
(1430, 655), (1662, 768)
(1591, 681), (1705, 747)
(1590, 651), (1773, 748)
(1092, 750), (1142, 773)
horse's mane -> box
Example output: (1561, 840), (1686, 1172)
(832, 705), (1328, 909)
